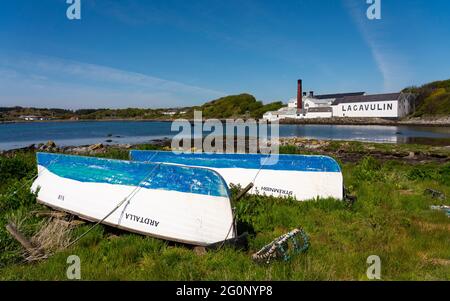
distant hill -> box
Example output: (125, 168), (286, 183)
(403, 79), (450, 117)
(0, 94), (283, 121)
(183, 93), (283, 119)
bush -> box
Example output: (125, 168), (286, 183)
(279, 145), (299, 154)
(352, 156), (383, 182)
(407, 165), (439, 181)
(0, 180), (38, 212)
(0, 153), (36, 185)
(437, 163), (450, 186)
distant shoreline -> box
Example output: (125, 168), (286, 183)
(1, 116), (450, 127)
(0, 118), (175, 124)
(277, 117), (450, 127)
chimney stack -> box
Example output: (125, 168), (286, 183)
(309, 91), (314, 97)
(297, 79), (302, 112)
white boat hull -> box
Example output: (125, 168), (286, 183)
(206, 167), (342, 200)
(130, 151), (344, 201)
(31, 153), (235, 246)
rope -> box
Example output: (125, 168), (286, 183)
(64, 161), (162, 249)
(13, 151), (163, 260)
(217, 149), (274, 250)
(217, 183), (256, 250)
(251, 150), (274, 184)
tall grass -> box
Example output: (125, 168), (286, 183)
(0, 147), (449, 280)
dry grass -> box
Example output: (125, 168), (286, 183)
(418, 252), (450, 267)
(414, 221), (450, 232)
(32, 218), (74, 251)
(23, 216), (79, 262)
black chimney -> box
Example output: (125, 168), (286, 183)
(297, 80), (302, 112)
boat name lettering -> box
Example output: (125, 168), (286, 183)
(125, 213), (160, 227)
(259, 186), (293, 196)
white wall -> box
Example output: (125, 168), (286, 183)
(265, 98), (412, 120)
(288, 99), (297, 108)
(303, 99), (315, 109)
(263, 112), (277, 121)
(334, 101), (399, 118)
(332, 105), (339, 117)
(263, 112), (301, 121)
(305, 111), (332, 119)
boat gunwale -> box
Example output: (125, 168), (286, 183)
(36, 152), (232, 199)
(129, 150), (343, 173)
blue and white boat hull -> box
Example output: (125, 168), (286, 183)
(130, 151), (344, 201)
(31, 153), (235, 246)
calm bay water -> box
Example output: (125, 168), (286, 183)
(1, 121), (450, 150)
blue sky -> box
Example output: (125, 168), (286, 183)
(1, 0), (449, 109)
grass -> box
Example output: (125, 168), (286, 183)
(0, 143), (449, 280)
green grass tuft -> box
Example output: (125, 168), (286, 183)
(0, 144), (449, 280)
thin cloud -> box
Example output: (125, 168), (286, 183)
(0, 53), (224, 109)
(343, 0), (413, 92)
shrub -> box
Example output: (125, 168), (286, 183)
(0, 153), (36, 185)
(407, 165), (439, 181)
(352, 156), (383, 182)
(438, 163), (450, 185)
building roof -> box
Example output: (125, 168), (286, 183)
(305, 98), (332, 104)
(314, 92), (365, 100)
(333, 93), (402, 105)
(308, 107), (332, 113)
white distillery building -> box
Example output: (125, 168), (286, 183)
(263, 80), (416, 121)
(332, 93), (415, 118)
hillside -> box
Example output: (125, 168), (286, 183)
(183, 93), (283, 119)
(0, 107), (177, 122)
(0, 94), (283, 122)
(0, 107), (74, 121)
(403, 79), (450, 117)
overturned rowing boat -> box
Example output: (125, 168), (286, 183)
(130, 151), (343, 201)
(31, 152), (235, 246)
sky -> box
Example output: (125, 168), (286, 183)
(1, 0), (449, 109)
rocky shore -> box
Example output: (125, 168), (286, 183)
(279, 137), (450, 163)
(2, 137), (449, 165)
(398, 116), (450, 126)
(279, 116), (450, 126)
(0, 137), (175, 156)
(0, 141), (133, 157)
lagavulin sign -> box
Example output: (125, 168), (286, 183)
(337, 101), (398, 118)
